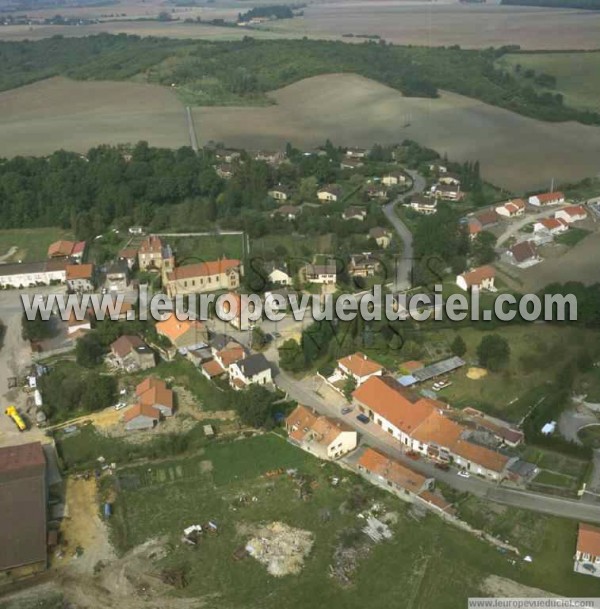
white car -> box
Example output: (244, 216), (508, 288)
(457, 470), (470, 479)
(114, 402), (127, 411)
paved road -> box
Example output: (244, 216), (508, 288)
(496, 206), (564, 247)
(270, 357), (600, 522)
(382, 170), (426, 291)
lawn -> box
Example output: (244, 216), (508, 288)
(167, 233), (245, 263)
(0, 227), (73, 262)
(555, 227), (591, 247)
(532, 470), (577, 490)
(251, 232), (334, 261)
(578, 425), (600, 449)
(106, 434), (600, 607)
(521, 446), (588, 481)
(430, 325), (597, 422)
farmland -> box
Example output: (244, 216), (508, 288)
(0, 77), (187, 157)
(193, 73), (600, 191)
(498, 51), (600, 113)
(102, 433), (599, 608)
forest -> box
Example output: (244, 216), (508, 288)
(1, 35), (600, 125)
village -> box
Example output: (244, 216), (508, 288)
(2, 141), (600, 606)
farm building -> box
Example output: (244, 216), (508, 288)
(0, 442), (47, 578)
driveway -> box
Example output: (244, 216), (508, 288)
(496, 207), (565, 247)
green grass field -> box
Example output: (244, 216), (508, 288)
(498, 52), (600, 113)
(104, 434), (600, 607)
(532, 470), (578, 490)
(168, 233), (245, 263)
(578, 425), (600, 449)
(555, 228), (591, 247)
(0, 227), (74, 262)
(430, 325), (597, 422)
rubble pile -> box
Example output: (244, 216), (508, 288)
(245, 522), (314, 576)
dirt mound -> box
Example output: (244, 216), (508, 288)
(467, 367), (488, 380)
(245, 522), (313, 577)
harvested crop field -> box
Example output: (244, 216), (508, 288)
(0, 77), (187, 157)
(263, 1), (600, 50)
(193, 73), (600, 192)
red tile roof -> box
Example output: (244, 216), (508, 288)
(453, 440), (509, 473)
(167, 259), (240, 281)
(202, 359), (226, 378)
(123, 402), (160, 423)
(47, 240), (75, 258)
(535, 191), (564, 204)
(338, 352), (384, 378)
(357, 448), (428, 494)
(66, 263), (93, 280)
(577, 523), (600, 557)
(459, 265), (495, 288)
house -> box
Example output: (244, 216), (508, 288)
(460, 407), (524, 447)
(433, 182), (461, 201)
(507, 240), (540, 268)
(138, 236), (166, 271)
(466, 217), (482, 240)
(228, 353), (272, 390)
(451, 440), (511, 481)
(0, 442), (47, 577)
(356, 447), (433, 501)
(156, 313), (209, 351)
(286, 405), (358, 460)
(66, 264), (94, 293)
(365, 184), (389, 202)
(0, 260), (66, 289)
(382, 173), (406, 187)
(555, 205), (587, 224)
(474, 209), (500, 229)
(201, 359), (227, 380)
(136, 377), (174, 417)
(317, 185), (342, 203)
(128, 226), (144, 235)
(273, 205), (302, 220)
(342, 206), (367, 221)
(369, 227), (392, 249)
(47, 240), (85, 260)
(429, 162), (448, 174)
(528, 191), (565, 207)
(456, 265), (496, 291)
(349, 253), (380, 277)
(216, 163), (235, 179)
(268, 265), (293, 286)
(118, 247), (138, 270)
(407, 194), (437, 215)
(268, 185), (291, 202)
(574, 523), (600, 578)
(337, 352), (384, 385)
(123, 403), (160, 432)
(340, 157), (364, 170)
(67, 311), (91, 337)
(438, 173), (461, 186)
(110, 335), (155, 371)
(304, 261), (336, 285)
(533, 217), (568, 235)
(345, 147), (368, 159)
(252, 150), (285, 166)
(164, 258), (241, 297)
(496, 199), (525, 218)
(213, 341), (246, 370)
(213, 148), (241, 163)
(104, 261), (129, 292)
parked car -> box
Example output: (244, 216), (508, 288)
(356, 413), (370, 424)
(341, 407), (353, 415)
(435, 462), (450, 471)
(114, 402), (127, 411)
(457, 470), (470, 478)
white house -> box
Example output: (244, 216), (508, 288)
(438, 173), (461, 186)
(451, 440), (512, 481)
(496, 199), (525, 218)
(407, 195), (437, 215)
(528, 191), (565, 207)
(317, 185), (342, 203)
(533, 218), (568, 235)
(286, 405), (358, 460)
(337, 352), (384, 386)
(228, 353), (272, 390)
(268, 266), (292, 286)
(456, 265), (496, 292)
(0, 260), (66, 289)
(342, 206), (367, 221)
(304, 262), (336, 285)
(433, 182), (461, 201)
(382, 173), (406, 187)
(268, 185), (291, 202)
(555, 205), (587, 224)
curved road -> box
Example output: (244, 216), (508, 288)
(382, 170), (427, 291)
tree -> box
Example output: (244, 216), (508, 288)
(471, 231), (497, 265)
(279, 339), (304, 372)
(252, 326), (268, 350)
(342, 376), (357, 402)
(450, 335), (467, 358)
(76, 333), (105, 368)
(234, 385), (278, 429)
(21, 312), (54, 342)
(476, 334), (510, 371)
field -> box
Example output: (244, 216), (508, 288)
(0, 227), (73, 262)
(3, 1), (600, 50)
(103, 433), (600, 607)
(498, 51), (600, 113)
(167, 233), (245, 262)
(427, 325), (597, 421)
(0, 77), (188, 157)
(193, 73), (600, 192)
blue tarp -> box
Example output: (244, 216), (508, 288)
(397, 375), (417, 387)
